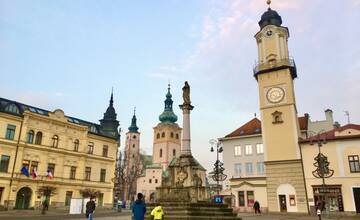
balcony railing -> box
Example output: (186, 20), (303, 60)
(253, 58), (297, 79)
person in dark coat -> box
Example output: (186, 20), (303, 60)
(253, 200), (261, 214)
(132, 193), (147, 220)
(86, 197), (96, 220)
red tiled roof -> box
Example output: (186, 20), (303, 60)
(225, 115), (309, 138)
(300, 124), (360, 143)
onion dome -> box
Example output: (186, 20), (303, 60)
(128, 108), (139, 132)
(258, 6), (282, 29)
(159, 84), (178, 123)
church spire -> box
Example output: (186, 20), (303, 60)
(128, 107), (139, 132)
(100, 89), (119, 138)
(159, 84), (178, 123)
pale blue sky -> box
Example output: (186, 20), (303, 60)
(1, 0), (360, 171)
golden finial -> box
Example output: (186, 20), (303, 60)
(267, 0), (271, 8)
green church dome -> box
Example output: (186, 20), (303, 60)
(159, 85), (178, 123)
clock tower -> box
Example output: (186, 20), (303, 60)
(254, 1), (308, 213)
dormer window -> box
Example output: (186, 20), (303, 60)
(5, 104), (20, 114)
(90, 125), (97, 133)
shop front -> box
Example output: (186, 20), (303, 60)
(312, 185), (344, 212)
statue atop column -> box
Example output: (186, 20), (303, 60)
(182, 81), (191, 105)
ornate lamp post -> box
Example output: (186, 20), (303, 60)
(209, 139), (227, 196)
(309, 131), (334, 219)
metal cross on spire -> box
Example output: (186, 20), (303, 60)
(267, 0), (272, 8)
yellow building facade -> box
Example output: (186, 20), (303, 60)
(0, 95), (119, 210)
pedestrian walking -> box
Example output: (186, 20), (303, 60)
(85, 197), (96, 220)
(253, 200), (261, 214)
(132, 193), (147, 220)
(316, 199), (325, 220)
(151, 203), (164, 220)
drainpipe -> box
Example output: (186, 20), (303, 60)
(6, 118), (24, 210)
(299, 143), (310, 214)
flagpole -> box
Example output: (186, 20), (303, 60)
(6, 119), (24, 210)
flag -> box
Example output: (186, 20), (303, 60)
(32, 168), (38, 179)
(21, 166), (30, 177)
(46, 170), (53, 179)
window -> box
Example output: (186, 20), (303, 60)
(156, 133), (160, 139)
(245, 145), (252, 155)
(27, 130), (34, 143)
(98, 193), (104, 207)
(30, 161), (38, 174)
(246, 162), (253, 175)
(155, 179), (158, 183)
(5, 104), (20, 114)
(132, 144), (135, 148)
(88, 143), (94, 154)
(349, 155), (360, 173)
(100, 169), (106, 182)
(159, 149), (163, 158)
(234, 163), (242, 176)
(85, 167), (91, 181)
(257, 162), (265, 175)
(65, 191), (72, 206)
(171, 132), (174, 138)
(74, 139), (79, 152)
(52, 135), (59, 148)
(70, 166), (76, 179)
(102, 145), (108, 157)
(256, 143), (264, 154)
(132, 135), (136, 139)
(0, 155), (10, 172)
(247, 191), (255, 207)
(149, 179), (152, 183)
(234, 146), (242, 156)
(176, 133), (179, 139)
(5, 124), (16, 140)
(47, 163), (55, 176)
(90, 125), (97, 133)
(22, 160), (30, 170)
(173, 149), (176, 157)
(238, 191), (245, 206)
(272, 111), (283, 124)
(35, 132), (42, 145)
(161, 132), (165, 138)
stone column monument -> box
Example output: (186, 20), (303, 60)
(179, 81), (193, 155)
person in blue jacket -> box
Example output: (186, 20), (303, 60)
(132, 193), (146, 220)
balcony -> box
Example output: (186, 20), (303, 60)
(253, 58), (297, 80)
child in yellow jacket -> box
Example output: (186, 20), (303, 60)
(150, 204), (164, 220)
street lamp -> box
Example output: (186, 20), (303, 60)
(209, 139), (227, 197)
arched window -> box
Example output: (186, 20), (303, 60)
(27, 130), (34, 144)
(133, 135), (136, 139)
(5, 104), (20, 114)
(161, 132), (165, 138)
(170, 132), (174, 138)
(160, 149), (163, 158)
(173, 149), (176, 157)
(35, 132), (42, 145)
(176, 133), (179, 139)
(132, 144), (135, 148)
(156, 133), (160, 139)
(52, 135), (59, 148)
(74, 139), (79, 152)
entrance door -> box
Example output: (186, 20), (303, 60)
(353, 188), (360, 213)
(279, 195), (287, 212)
(15, 187), (32, 209)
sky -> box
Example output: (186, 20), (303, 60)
(1, 0), (360, 171)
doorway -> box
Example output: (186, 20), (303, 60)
(353, 188), (360, 213)
(279, 195), (287, 212)
(15, 187), (32, 209)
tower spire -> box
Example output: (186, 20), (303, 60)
(267, 0), (271, 9)
(159, 84), (178, 123)
(110, 87), (114, 107)
(128, 107), (139, 132)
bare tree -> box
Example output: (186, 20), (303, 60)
(37, 186), (57, 214)
(80, 188), (101, 198)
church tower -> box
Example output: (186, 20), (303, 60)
(153, 84), (182, 170)
(254, 1), (308, 213)
(124, 109), (141, 200)
(100, 91), (120, 138)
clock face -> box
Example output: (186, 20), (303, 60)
(266, 87), (285, 103)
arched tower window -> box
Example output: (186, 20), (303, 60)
(74, 139), (79, 152)
(27, 130), (34, 144)
(5, 104), (20, 114)
(52, 135), (59, 148)
(170, 132), (174, 138)
(160, 149), (163, 158)
(132, 144), (135, 148)
(161, 132), (165, 138)
(133, 135), (136, 139)
(173, 149), (176, 157)
(176, 133), (179, 139)
(156, 133), (160, 139)
(35, 132), (42, 145)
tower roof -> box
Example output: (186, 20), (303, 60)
(159, 84), (178, 124)
(103, 90), (117, 120)
(128, 107), (139, 132)
(258, 2), (282, 29)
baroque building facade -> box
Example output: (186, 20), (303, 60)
(0, 94), (119, 210)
